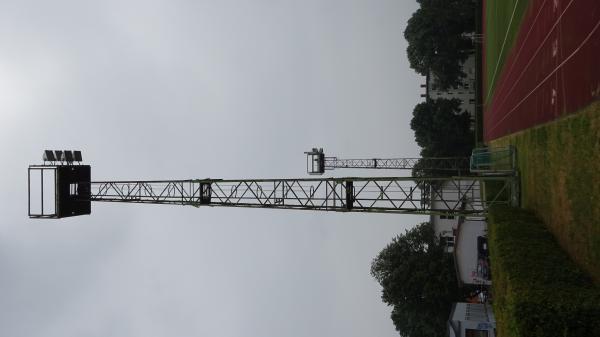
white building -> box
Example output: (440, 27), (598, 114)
(422, 53), (476, 119)
(448, 302), (496, 337)
(431, 180), (491, 286)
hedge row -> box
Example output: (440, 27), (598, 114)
(488, 205), (600, 337)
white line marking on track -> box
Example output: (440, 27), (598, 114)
(488, 0), (575, 117)
(485, 0), (521, 104)
(487, 0), (549, 109)
(489, 19), (600, 134)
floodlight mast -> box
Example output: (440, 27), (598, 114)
(28, 151), (518, 219)
(304, 148), (470, 175)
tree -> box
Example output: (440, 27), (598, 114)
(410, 156), (470, 178)
(410, 98), (474, 159)
(404, 0), (476, 89)
(371, 222), (469, 337)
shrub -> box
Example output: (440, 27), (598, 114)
(488, 205), (600, 337)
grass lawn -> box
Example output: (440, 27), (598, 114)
(490, 101), (600, 283)
(484, 0), (530, 104)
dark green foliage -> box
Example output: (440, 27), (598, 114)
(405, 0), (475, 89)
(410, 98), (474, 159)
(488, 206), (600, 337)
(371, 223), (469, 337)
(410, 157), (470, 178)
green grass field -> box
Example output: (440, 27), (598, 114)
(490, 101), (600, 283)
(484, 0), (530, 104)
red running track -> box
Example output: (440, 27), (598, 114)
(484, 0), (600, 142)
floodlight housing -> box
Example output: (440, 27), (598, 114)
(64, 150), (74, 163)
(28, 164), (91, 218)
(54, 150), (64, 162)
(43, 150), (57, 162)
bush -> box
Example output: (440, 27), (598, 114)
(488, 206), (600, 337)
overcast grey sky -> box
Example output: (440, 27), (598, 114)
(0, 1), (425, 336)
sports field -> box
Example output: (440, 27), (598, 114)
(483, 0), (600, 141)
(491, 102), (600, 283)
(483, 3), (600, 332)
(483, 0), (600, 283)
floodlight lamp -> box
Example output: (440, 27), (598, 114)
(43, 150), (57, 162)
(54, 150), (65, 162)
(64, 150), (74, 163)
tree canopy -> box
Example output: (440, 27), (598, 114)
(371, 222), (469, 337)
(410, 98), (474, 158)
(404, 0), (475, 89)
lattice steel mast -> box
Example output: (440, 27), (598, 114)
(304, 148), (470, 175)
(87, 176), (515, 216)
(28, 150), (517, 219)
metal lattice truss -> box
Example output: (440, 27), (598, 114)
(324, 157), (470, 171)
(87, 176), (516, 216)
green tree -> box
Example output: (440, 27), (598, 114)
(371, 222), (469, 337)
(410, 98), (474, 159)
(405, 0), (475, 89)
(410, 156), (471, 178)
